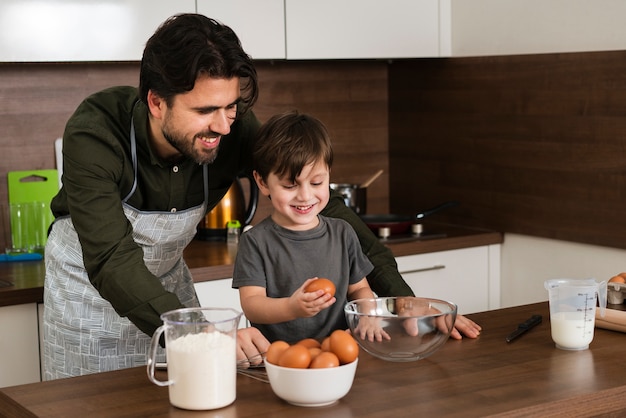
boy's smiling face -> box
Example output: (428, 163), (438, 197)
(255, 160), (330, 231)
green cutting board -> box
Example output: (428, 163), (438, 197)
(6, 170), (59, 253)
(8, 170), (59, 204)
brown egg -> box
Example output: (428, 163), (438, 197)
(295, 338), (321, 349)
(609, 275), (626, 284)
(265, 340), (290, 365)
(305, 278), (336, 297)
(321, 336), (331, 352)
(309, 351), (340, 368)
(308, 347), (322, 360)
(278, 344), (311, 368)
(329, 329), (359, 364)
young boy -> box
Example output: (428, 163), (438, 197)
(232, 111), (387, 343)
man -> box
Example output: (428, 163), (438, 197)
(43, 13), (479, 380)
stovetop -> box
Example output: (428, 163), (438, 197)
(379, 232), (447, 244)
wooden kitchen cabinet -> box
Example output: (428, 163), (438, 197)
(285, 0), (445, 59)
(197, 0), (285, 59)
(0, 303), (40, 388)
(396, 244), (501, 314)
(0, 0), (195, 62)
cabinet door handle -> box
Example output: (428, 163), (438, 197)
(399, 264), (446, 274)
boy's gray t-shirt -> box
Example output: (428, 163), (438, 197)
(232, 215), (374, 343)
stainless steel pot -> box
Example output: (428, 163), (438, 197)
(330, 183), (367, 214)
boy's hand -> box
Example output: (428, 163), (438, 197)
(289, 277), (336, 318)
(351, 316), (391, 342)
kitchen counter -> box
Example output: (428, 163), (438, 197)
(0, 223), (502, 307)
(3, 301), (626, 417)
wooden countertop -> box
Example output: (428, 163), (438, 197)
(0, 223), (503, 307)
(4, 302), (626, 417)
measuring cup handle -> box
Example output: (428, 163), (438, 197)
(146, 325), (172, 387)
(598, 280), (608, 317)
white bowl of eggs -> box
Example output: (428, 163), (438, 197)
(263, 330), (359, 407)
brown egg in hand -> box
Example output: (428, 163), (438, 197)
(305, 278), (336, 297)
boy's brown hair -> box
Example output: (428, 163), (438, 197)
(253, 110), (334, 182)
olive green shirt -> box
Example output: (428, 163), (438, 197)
(50, 86), (413, 338)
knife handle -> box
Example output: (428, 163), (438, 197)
(519, 314), (542, 329)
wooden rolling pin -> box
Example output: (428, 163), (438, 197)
(595, 308), (626, 333)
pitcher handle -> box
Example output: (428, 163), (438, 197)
(147, 325), (172, 387)
(598, 280), (607, 317)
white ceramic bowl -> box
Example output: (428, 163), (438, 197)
(345, 297), (457, 362)
(264, 359), (358, 407)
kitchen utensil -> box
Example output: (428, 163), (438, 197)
(544, 278), (607, 350)
(330, 183), (367, 214)
(147, 307), (242, 411)
(344, 297), (457, 362)
(329, 170), (383, 215)
(7, 170), (59, 253)
(360, 169), (383, 188)
(607, 281), (626, 304)
(196, 173), (258, 241)
(264, 358), (358, 407)
(360, 200), (460, 235)
(595, 308), (626, 333)
(505, 314), (542, 343)
(4, 203), (43, 254)
(8, 170), (59, 204)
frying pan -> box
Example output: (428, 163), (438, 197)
(359, 201), (460, 235)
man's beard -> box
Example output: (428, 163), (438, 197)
(163, 129), (219, 165)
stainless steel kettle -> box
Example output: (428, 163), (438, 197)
(196, 174), (258, 241)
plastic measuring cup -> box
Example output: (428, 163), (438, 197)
(544, 278), (607, 350)
(147, 307), (242, 410)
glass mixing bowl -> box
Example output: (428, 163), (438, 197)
(344, 297), (457, 362)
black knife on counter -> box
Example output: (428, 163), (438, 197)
(505, 314), (542, 343)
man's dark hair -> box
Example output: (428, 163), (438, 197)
(139, 13), (258, 115)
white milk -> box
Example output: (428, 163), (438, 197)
(550, 312), (594, 350)
(166, 331), (236, 410)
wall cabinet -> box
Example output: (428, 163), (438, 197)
(197, 0), (286, 60)
(0, 304), (40, 388)
(285, 0), (444, 59)
(450, 0), (626, 57)
(1, 0), (447, 62)
(396, 245), (501, 314)
(0, 0), (195, 62)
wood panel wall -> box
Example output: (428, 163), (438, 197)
(388, 51), (626, 250)
(0, 61), (389, 249)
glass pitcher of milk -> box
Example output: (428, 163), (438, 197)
(544, 278), (607, 350)
(147, 307), (242, 410)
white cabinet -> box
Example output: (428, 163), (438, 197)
(285, 0), (445, 59)
(0, 304), (40, 388)
(396, 245), (501, 314)
(197, 0), (286, 59)
(0, 0), (195, 62)
(0, 0), (450, 62)
(450, 0), (626, 57)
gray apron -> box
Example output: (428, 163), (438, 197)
(43, 122), (208, 380)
